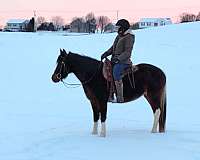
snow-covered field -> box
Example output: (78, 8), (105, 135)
(0, 22), (200, 160)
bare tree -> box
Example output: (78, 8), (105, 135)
(51, 16), (64, 30)
(85, 12), (95, 22)
(196, 12), (200, 21)
(37, 16), (46, 27)
(70, 17), (85, 33)
(85, 12), (96, 33)
(97, 16), (110, 33)
(180, 12), (196, 23)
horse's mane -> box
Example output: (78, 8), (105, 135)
(68, 52), (101, 73)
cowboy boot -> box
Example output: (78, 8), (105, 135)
(114, 80), (124, 103)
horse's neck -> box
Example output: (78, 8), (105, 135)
(69, 54), (100, 83)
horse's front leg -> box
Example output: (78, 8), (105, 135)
(90, 100), (107, 137)
(90, 101), (100, 135)
(99, 102), (107, 137)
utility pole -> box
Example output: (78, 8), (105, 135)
(117, 10), (119, 21)
(33, 10), (37, 32)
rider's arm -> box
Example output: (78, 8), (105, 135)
(118, 34), (135, 62)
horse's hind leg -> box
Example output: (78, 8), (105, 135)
(152, 108), (161, 133)
(144, 92), (161, 133)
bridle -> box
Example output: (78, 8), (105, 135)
(55, 58), (102, 88)
(55, 60), (68, 80)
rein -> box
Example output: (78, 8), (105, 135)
(61, 80), (81, 88)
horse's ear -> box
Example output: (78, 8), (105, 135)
(60, 48), (69, 57)
(63, 49), (68, 54)
(60, 48), (63, 54)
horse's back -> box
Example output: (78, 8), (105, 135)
(123, 63), (166, 102)
(135, 63), (166, 91)
(137, 63), (164, 73)
(136, 63), (166, 81)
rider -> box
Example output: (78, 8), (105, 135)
(101, 19), (135, 103)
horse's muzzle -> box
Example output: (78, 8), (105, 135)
(51, 74), (60, 83)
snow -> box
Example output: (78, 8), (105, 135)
(0, 22), (200, 160)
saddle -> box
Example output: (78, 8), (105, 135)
(102, 58), (138, 102)
(102, 58), (138, 82)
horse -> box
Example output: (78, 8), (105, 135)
(52, 49), (167, 137)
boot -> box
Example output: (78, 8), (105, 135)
(114, 80), (124, 103)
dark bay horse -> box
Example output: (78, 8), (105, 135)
(52, 49), (167, 137)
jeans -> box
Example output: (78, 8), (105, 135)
(113, 63), (129, 81)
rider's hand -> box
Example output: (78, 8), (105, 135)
(101, 52), (107, 61)
(112, 57), (120, 64)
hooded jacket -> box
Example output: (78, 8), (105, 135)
(104, 29), (135, 64)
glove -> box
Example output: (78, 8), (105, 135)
(101, 52), (107, 61)
(111, 57), (120, 64)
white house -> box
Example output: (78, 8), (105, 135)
(139, 18), (172, 29)
(4, 19), (29, 32)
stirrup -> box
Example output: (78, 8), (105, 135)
(110, 99), (124, 103)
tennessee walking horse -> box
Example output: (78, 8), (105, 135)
(52, 49), (167, 137)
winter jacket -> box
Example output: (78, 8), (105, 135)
(103, 29), (135, 64)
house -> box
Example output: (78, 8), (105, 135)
(4, 19), (29, 32)
(139, 18), (172, 29)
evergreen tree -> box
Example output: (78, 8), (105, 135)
(26, 17), (35, 32)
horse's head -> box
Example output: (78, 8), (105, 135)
(52, 49), (71, 83)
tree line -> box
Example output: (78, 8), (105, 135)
(36, 12), (111, 33)
(2, 11), (199, 32)
(180, 12), (200, 23)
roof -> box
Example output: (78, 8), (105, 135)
(139, 18), (172, 23)
(7, 19), (29, 24)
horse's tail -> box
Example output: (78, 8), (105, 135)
(159, 84), (167, 132)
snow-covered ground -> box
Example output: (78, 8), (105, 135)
(0, 22), (200, 160)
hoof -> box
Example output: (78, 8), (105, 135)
(159, 129), (165, 133)
(91, 131), (98, 135)
(99, 132), (106, 137)
(151, 130), (157, 133)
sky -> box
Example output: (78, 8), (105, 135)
(0, 0), (200, 26)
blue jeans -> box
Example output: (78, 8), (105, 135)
(113, 63), (129, 80)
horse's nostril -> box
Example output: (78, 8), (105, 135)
(56, 73), (62, 79)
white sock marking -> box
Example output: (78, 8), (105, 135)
(152, 108), (161, 133)
(92, 122), (98, 135)
(100, 122), (106, 137)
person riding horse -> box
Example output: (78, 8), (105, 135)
(101, 19), (135, 103)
